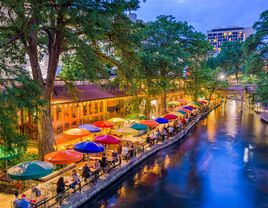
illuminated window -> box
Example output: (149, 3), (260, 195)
(223, 32), (227, 36)
(213, 39), (217, 42)
(229, 38), (232, 41)
(228, 32), (232, 35)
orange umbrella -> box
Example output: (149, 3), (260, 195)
(44, 150), (83, 165)
(94, 121), (114, 128)
(63, 128), (90, 139)
(140, 120), (159, 128)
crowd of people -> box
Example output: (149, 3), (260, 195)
(12, 105), (209, 207)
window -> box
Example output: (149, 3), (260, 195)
(56, 106), (61, 121)
(64, 105), (69, 118)
(94, 102), (98, 113)
(89, 103), (92, 114)
(99, 101), (103, 112)
(83, 103), (88, 116)
(71, 105), (77, 118)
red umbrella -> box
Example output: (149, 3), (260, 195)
(94, 121), (114, 128)
(44, 150), (83, 165)
(95, 135), (120, 144)
(164, 114), (178, 120)
(140, 120), (159, 127)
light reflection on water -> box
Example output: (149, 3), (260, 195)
(83, 100), (268, 208)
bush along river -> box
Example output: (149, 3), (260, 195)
(81, 100), (268, 208)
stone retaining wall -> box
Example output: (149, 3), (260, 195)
(63, 105), (220, 208)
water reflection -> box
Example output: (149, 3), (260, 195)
(84, 100), (268, 208)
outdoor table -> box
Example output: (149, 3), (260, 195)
(29, 196), (47, 208)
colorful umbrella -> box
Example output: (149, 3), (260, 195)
(180, 108), (191, 113)
(78, 124), (101, 133)
(155, 118), (169, 124)
(182, 106), (194, 111)
(7, 161), (53, 180)
(125, 114), (146, 120)
(115, 127), (138, 136)
(63, 128), (90, 138)
(108, 117), (126, 124)
(95, 135), (121, 144)
(178, 99), (187, 103)
(94, 121), (114, 128)
(187, 105), (197, 109)
(164, 114), (178, 120)
(131, 123), (148, 130)
(140, 120), (159, 128)
(178, 109), (187, 115)
(74, 141), (104, 153)
(44, 150), (83, 165)
(167, 101), (179, 106)
(169, 112), (184, 117)
(191, 102), (202, 107)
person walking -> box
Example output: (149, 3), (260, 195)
(82, 163), (91, 182)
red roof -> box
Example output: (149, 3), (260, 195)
(52, 84), (125, 104)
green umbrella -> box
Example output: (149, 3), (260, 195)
(7, 160), (53, 180)
(167, 101), (179, 106)
(0, 146), (18, 161)
(192, 102), (201, 106)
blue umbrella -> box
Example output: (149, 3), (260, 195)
(131, 123), (148, 131)
(74, 141), (104, 153)
(155, 117), (169, 124)
(182, 106), (194, 111)
(79, 124), (101, 133)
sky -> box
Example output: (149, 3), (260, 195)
(136, 0), (268, 33)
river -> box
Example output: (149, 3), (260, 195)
(82, 100), (268, 208)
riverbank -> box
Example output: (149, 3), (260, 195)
(63, 104), (221, 208)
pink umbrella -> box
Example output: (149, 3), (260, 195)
(94, 135), (121, 144)
(164, 114), (178, 120)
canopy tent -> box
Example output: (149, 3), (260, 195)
(7, 161), (53, 180)
(154, 118), (169, 124)
(164, 114), (178, 120)
(131, 123), (148, 131)
(63, 128), (90, 138)
(78, 124), (101, 133)
(140, 120), (159, 128)
(94, 121), (114, 128)
(94, 135), (121, 145)
(74, 141), (104, 154)
(44, 150), (83, 165)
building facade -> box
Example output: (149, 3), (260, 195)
(207, 26), (254, 53)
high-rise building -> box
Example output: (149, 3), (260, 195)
(207, 26), (254, 53)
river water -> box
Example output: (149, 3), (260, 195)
(84, 100), (268, 208)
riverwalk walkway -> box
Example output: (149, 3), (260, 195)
(3, 104), (218, 208)
(59, 106), (218, 208)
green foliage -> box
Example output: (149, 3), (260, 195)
(243, 10), (268, 101)
(216, 41), (244, 83)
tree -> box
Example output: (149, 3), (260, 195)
(243, 10), (268, 102)
(216, 41), (244, 84)
(137, 15), (210, 114)
(0, 0), (141, 159)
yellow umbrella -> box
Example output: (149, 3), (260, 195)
(115, 127), (138, 136)
(108, 117), (126, 124)
(114, 127), (138, 142)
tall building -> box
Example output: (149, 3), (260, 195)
(207, 26), (254, 53)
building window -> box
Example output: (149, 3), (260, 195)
(64, 105), (69, 118)
(94, 102), (98, 113)
(99, 101), (103, 112)
(56, 106), (61, 121)
(89, 103), (92, 114)
(83, 103), (87, 116)
(71, 105), (77, 118)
